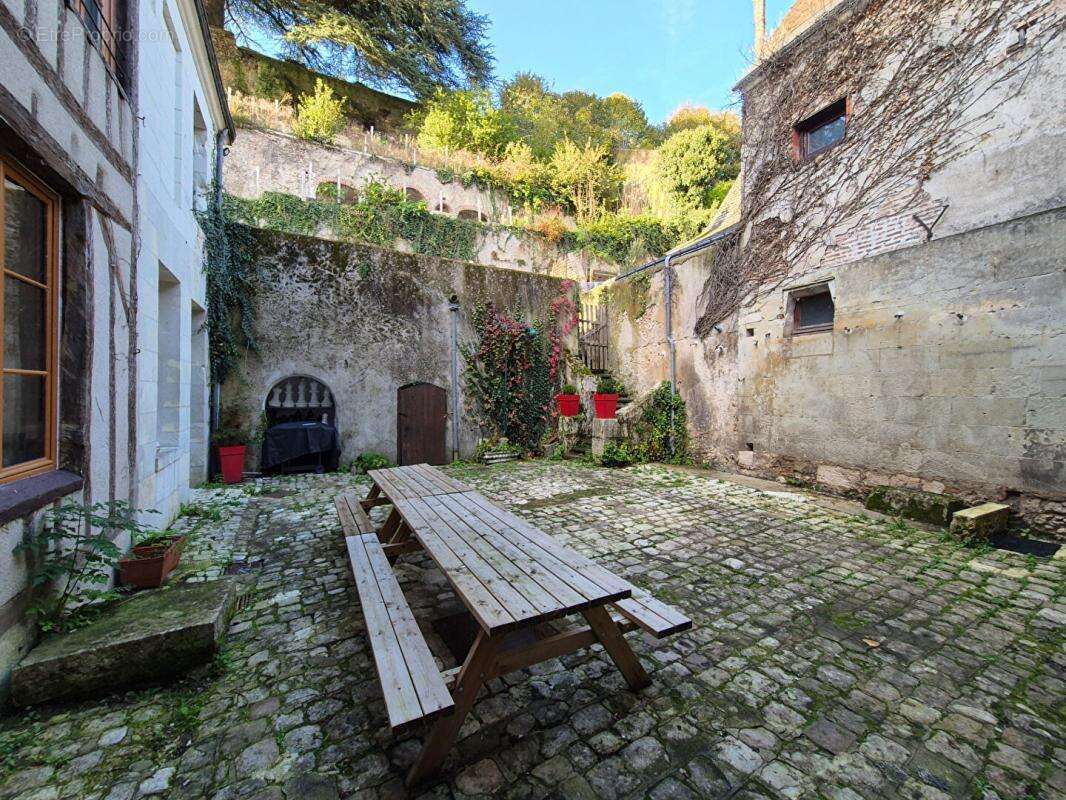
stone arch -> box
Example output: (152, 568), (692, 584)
(457, 209), (488, 222)
(265, 375), (336, 427)
(405, 187), (426, 204)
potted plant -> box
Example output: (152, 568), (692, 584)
(213, 425), (249, 484)
(556, 384), (580, 417)
(593, 375), (623, 419)
(118, 531), (187, 589)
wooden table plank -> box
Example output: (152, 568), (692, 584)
(395, 499), (520, 633)
(461, 492), (633, 601)
(432, 494), (591, 610)
(424, 495), (578, 615)
(400, 498), (544, 629)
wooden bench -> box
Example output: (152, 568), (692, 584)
(343, 532), (454, 732)
(613, 587), (692, 638)
(335, 494), (375, 535)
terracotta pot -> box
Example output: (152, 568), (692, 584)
(119, 535), (186, 589)
(593, 393), (619, 419)
(555, 393), (580, 417)
(217, 444), (246, 484)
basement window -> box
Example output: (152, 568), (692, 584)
(786, 282), (835, 336)
(793, 99), (847, 160)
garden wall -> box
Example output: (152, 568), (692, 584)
(606, 207), (1066, 538)
(222, 226), (573, 466)
(223, 127), (615, 281)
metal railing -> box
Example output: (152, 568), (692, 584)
(67, 0), (129, 92)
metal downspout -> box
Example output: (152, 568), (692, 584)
(664, 254), (677, 456)
(449, 296), (461, 460)
(209, 131), (227, 475)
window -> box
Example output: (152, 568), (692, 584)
(787, 283), (835, 336)
(793, 98), (847, 160)
(68, 0), (127, 87)
(1, 157), (58, 482)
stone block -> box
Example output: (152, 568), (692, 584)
(949, 503), (1011, 541)
(591, 418), (621, 459)
(816, 464), (862, 490)
(12, 579), (237, 707)
(865, 486), (967, 526)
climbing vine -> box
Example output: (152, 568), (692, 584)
(198, 198), (257, 384)
(694, 0), (1064, 334)
(462, 282), (576, 454)
(225, 181), (480, 262)
(631, 382), (689, 464)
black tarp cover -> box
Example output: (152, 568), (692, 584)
(260, 421), (340, 472)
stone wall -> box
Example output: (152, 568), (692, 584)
(222, 226), (573, 465)
(607, 207), (1066, 538)
(224, 127), (615, 281)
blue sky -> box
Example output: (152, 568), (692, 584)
(465, 0), (795, 123)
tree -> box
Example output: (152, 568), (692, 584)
(656, 125), (741, 208)
(416, 89), (513, 155)
(292, 79), (347, 143)
(662, 105), (741, 139)
(548, 140), (623, 221)
(210, 0), (493, 99)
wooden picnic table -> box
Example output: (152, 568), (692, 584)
(336, 464), (692, 786)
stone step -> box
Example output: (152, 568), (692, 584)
(12, 579), (237, 707)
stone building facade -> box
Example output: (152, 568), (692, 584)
(606, 0), (1066, 535)
(220, 227), (572, 466)
(0, 0), (231, 697)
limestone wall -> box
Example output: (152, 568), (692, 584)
(607, 207), (1066, 537)
(224, 127), (615, 281)
(222, 227), (573, 465)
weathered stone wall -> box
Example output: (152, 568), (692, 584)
(607, 207), (1066, 537)
(224, 127), (615, 281)
(223, 226), (573, 465)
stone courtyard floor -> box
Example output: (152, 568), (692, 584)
(1, 461), (1064, 800)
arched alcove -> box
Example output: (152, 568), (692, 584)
(265, 376), (336, 427)
(405, 187), (426, 204)
(457, 209), (488, 222)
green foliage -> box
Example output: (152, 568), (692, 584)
(350, 452), (393, 474)
(253, 62), (290, 101)
(416, 88), (513, 156)
(596, 375), (624, 394)
(474, 437), (523, 460)
(560, 384), (577, 394)
(198, 195), (258, 385)
(462, 304), (560, 454)
(293, 79), (347, 143)
(565, 213), (674, 264)
(14, 501), (156, 632)
(657, 124), (741, 209)
(632, 382), (689, 464)
(224, 181), (480, 262)
(226, 0), (493, 99)
(660, 105), (741, 140)
(211, 427), (250, 446)
(548, 140), (623, 222)
(599, 441), (635, 468)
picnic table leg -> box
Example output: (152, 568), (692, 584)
(360, 482), (382, 510)
(583, 605), (652, 691)
(406, 630), (502, 787)
(378, 508), (403, 543)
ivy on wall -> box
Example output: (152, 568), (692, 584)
(197, 199), (257, 384)
(224, 182), (480, 262)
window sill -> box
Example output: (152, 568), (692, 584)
(0, 470), (82, 527)
(791, 325), (834, 337)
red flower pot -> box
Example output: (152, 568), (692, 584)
(556, 393), (580, 417)
(118, 535), (186, 589)
(593, 393), (619, 419)
(218, 444), (246, 484)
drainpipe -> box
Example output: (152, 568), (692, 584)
(449, 296), (461, 460)
(210, 131), (228, 472)
(664, 254), (677, 456)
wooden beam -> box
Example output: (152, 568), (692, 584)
(583, 605), (651, 691)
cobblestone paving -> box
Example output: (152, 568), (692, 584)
(1, 462), (1063, 800)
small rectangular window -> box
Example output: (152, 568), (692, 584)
(0, 157), (59, 482)
(789, 285), (835, 335)
(794, 99), (847, 159)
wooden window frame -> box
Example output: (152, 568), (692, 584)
(792, 98), (849, 161)
(0, 157), (60, 484)
(784, 281), (835, 337)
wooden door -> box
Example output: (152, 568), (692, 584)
(397, 382), (447, 465)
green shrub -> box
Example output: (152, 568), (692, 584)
(596, 375), (624, 394)
(350, 452), (393, 474)
(560, 383), (577, 394)
(633, 382), (689, 464)
(656, 124), (741, 208)
(599, 441), (634, 468)
(293, 79), (347, 144)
